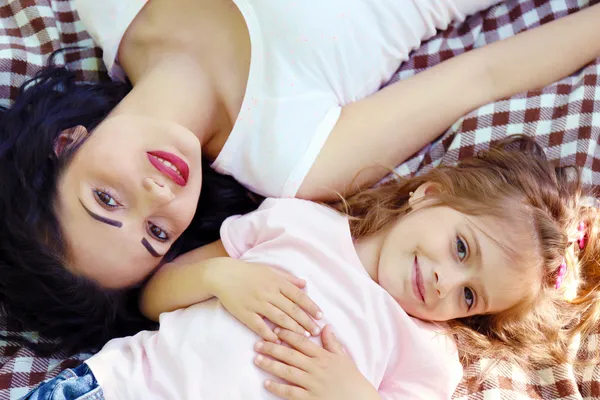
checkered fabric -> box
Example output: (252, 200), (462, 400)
(0, 0), (105, 109)
(0, 315), (90, 400)
(0, 0), (599, 399)
(391, 0), (600, 192)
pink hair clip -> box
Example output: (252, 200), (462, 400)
(555, 221), (587, 289)
(577, 221), (587, 250)
(555, 261), (567, 290)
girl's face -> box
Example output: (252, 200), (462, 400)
(370, 185), (540, 322)
(56, 115), (203, 288)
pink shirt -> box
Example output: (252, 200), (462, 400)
(86, 199), (462, 400)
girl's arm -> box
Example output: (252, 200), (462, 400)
(139, 240), (229, 320)
(298, 3), (600, 200)
(140, 240), (323, 341)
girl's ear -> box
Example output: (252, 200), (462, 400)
(408, 182), (443, 208)
(54, 126), (89, 158)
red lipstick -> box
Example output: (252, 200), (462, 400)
(147, 151), (190, 187)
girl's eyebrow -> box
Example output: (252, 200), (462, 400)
(465, 223), (490, 311)
(466, 223), (481, 265)
(79, 199), (123, 228)
(476, 280), (490, 313)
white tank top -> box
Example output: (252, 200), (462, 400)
(76, 0), (501, 197)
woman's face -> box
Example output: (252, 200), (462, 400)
(56, 115), (203, 288)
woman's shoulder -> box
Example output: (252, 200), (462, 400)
(75, 0), (148, 80)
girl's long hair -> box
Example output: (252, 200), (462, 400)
(335, 136), (599, 369)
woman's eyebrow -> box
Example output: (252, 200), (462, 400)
(79, 199), (163, 258)
(78, 199), (123, 228)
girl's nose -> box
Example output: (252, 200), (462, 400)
(434, 267), (465, 299)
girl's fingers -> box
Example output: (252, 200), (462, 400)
(275, 270), (306, 289)
(255, 341), (312, 372)
(286, 275), (307, 289)
(281, 282), (323, 321)
(275, 328), (322, 358)
(245, 313), (279, 343)
(264, 304), (308, 337)
(320, 325), (345, 355)
(274, 297), (320, 337)
(264, 380), (310, 400)
(254, 354), (310, 388)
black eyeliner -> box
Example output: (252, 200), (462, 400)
(141, 238), (162, 258)
(79, 199), (123, 228)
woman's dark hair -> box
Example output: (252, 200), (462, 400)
(0, 51), (259, 355)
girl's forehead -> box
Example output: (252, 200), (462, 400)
(469, 213), (536, 254)
(465, 214), (542, 312)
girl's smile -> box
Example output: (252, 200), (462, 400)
(412, 255), (426, 303)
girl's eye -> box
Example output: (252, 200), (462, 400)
(464, 287), (475, 310)
(148, 222), (169, 242)
(456, 236), (468, 261)
(94, 190), (119, 208)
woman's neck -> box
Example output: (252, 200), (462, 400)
(112, 57), (230, 155)
(114, 0), (252, 161)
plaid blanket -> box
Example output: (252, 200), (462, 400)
(391, 0), (600, 190)
(0, 0), (599, 399)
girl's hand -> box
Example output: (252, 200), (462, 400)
(209, 259), (323, 343)
(254, 325), (381, 400)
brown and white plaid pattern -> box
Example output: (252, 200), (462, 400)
(0, 315), (90, 399)
(391, 0), (600, 193)
(0, 0), (105, 109)
(0, 0), (599, 399)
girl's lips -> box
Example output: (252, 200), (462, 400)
(147, 151), (190, 187)
(412, 255), (426, 304)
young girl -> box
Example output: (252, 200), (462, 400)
(23, 136), (600, 399)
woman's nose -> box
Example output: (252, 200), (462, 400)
(142, 177), (175, 207)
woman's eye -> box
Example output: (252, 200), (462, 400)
(456, 237), (468, 261)
(464, 287), (475, 310)
(148, 222), (169, 242)
(94, 190), (119, 208)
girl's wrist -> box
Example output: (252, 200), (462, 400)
(202, 257), (233, 298)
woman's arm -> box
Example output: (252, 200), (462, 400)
(297, 3), (600, 200)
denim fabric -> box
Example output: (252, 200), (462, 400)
(20, 363), (103, 400)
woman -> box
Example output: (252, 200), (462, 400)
(1, 0), (599, 352)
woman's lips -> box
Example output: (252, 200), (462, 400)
(412, 255), (426, 304)
(147, 151), (190, 187)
